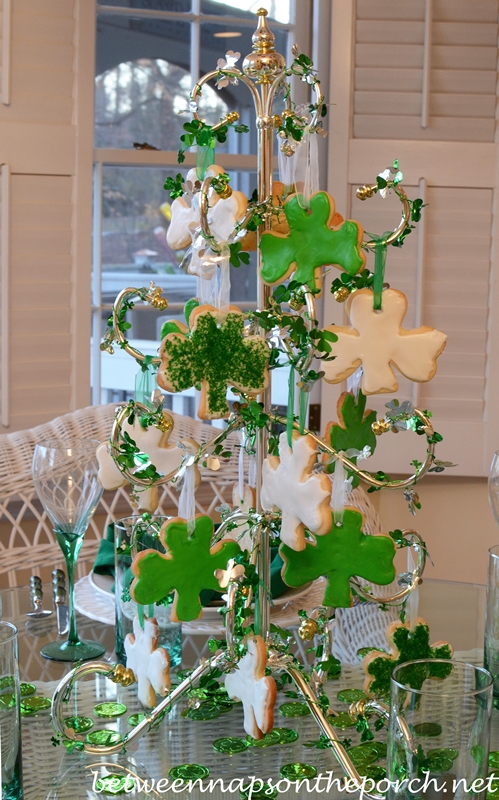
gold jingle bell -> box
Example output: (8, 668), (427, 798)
(109, 664), (126, 683)
(298, 619), (319, 641)
(155, 412), (174, 434)
(372, 419), (391, 436)
(356, 184), (376, 201)
(334, 286), (350, 303)
(121, 668), (136, 687)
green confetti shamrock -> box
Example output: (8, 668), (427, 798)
(363, 619), (453, 697)
(158, 304), (269, 420)
(325, 391), (377, 488)
(280, 508), (395, 608)
(130, 515), (241, 621)
(259, 192), (365, 294)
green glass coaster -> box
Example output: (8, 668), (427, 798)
(329, 712), (357, 728)
(213, 737), (249, 754)
(20, 683), (36, 697)
(94, 702), (127, 719)
(20, 696), (51, 716)
(279, 701), (311, 718)
(429, 748), (458, 762)
(337, 688), (366, 703)
(274, 727), (299, 744)
(280, 763), (317, 780)
(168, 764), (210, 782)
(414, 722), (442, 737)
(64, 715), (94, 733)
(348, 744), (379, 766)
(240, 784), (278, 800)
(94, 775), (131, 796)
(0, 693), (15, 709)
(187, 702), (221, 721)
(248, 730), (281, 748)
(239, 778), (279, 800)
(86, 730), (123, 746)
(425, 755), (453, 773)
(127, 713), (146, 727)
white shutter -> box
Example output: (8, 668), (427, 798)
(354, 0), (498, 142)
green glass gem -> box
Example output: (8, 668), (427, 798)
(425, 756), (453, 773)
(414, 722), (442, 738)
(94, 702), (128, 719)
(429, 748), (458, 762)
(94, 775), (131, 796)
(248, 730), (281, 748)
(127, 713), (146, 727)
(20, 696), (51, 715)
(86, 730), (123, 746)
(490, 753), (499, 769)
(188, 688), (209, 701)
(274, 727), (299, 744)
(280, 763), (317, 780)
(20, 683), (36, 697)
(240, 784), (278, 800)
(337, 688), (366, 703)
(279, 702), (311, 717)
(370, 741), (388, 758)
(348, 745), (379, 766)
(359, 765), (387, 781)
(471, 744), (486, 766)
(64, 716), (94, 733)
(216, 700), (234, 714)
(488, 775), (499, 799)
(0, 676), (14, 690)
(0, 693), (15, 709)
(168, 764), (210, 782)
(187, 702), (221, 720)
(213, 737), (249, 754)
(329, 712), (357, 729)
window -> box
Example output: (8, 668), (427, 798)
(91, 0), (310, 413)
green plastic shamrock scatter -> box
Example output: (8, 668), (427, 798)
(157, 304), (269, 420)
(280, 508), (396, 608)
(259, 191), (365, 294)
(130, 515), (241, 622)
(325, 391), (377, 488)
(363, 619), (454, 697)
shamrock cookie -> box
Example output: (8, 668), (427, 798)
(228, 484), (257, 553)
(225, 635), (277, 740)
(321, 288), (447, 394)
(259, 191), (365, 294)
(96, 411), (200, 513)
(124, 616), (171, 707)
(325, 391), (377, 489)
(241, 182), (290, 251)
(157, 304), (269, 420)
(167, 165), (248, 250)
(260, 431), (331, 551)
(280, 507), (396, 608)
(362, 617), (454, 697)
(130, 515), (241, 622)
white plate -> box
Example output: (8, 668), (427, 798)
(89, 569), (311, 618)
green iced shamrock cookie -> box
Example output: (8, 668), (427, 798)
(280, 507), (395, 608)
(131, 515), (241, 621)
(259, 191), (365, 294)
(325, 391), (377, 489)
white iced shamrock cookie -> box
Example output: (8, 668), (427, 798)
(260, 431), (332, 551)
(224, 635), (277, 740)
(124, 616), (171, 708)
(166, 164), (248, 251)
(96, 411), (200, 513)
(321, 288), (447, 395)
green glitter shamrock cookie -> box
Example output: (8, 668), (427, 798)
(280, 507), (395, 608)
(157, 303), (269, 420)
(130, 514), (241, 621)
(259, 191), (365, 294)
(362, 617), (454, 697)
(324, 391), (377, 489)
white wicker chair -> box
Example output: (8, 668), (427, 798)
(0, 405), (242, 588)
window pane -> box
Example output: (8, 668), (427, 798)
(97, 0), (192, 11)
(201, 0), (290, 24)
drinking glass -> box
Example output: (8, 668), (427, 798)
(489, 451), (499, 525)
(115, 516), (182, 668)
(387, 660), (493, 800)
(0, 622), (22, 800)
(485, 544), (499, 708)
(32, 438), (105, 661)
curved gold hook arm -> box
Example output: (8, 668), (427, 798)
(349, 529), (426, 604)
(107, 283), (167, 366)
(190, 69), (263, 121)
(358, 183), (411, 250)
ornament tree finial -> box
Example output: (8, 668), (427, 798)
(242, 7), (285, 83)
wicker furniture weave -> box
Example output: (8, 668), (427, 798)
(0, 405), (242, 588)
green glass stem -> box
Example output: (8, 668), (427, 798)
(54, 529), (84, 646)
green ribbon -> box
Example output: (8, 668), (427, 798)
(299, 386), (308, 435)
(134, 361), (157, 408)
(287, 367), (295, 448)
(196, 144), (215, 180)
(368, 231), (391, 311)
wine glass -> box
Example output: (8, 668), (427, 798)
(489, 451), (499, 526)
(32, 438), (106, 661)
